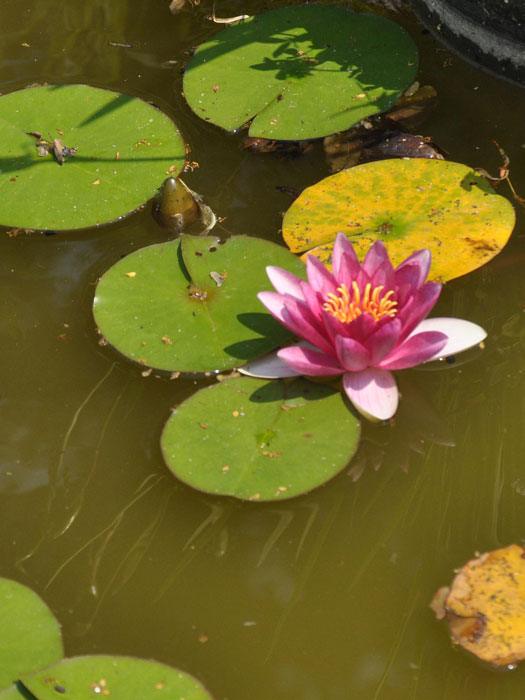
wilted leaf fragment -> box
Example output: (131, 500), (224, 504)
(183, 5), (418, 140)
(282, 159), (515, 282)
(432, 545), (525, 667)
(161, 376), (360, 501)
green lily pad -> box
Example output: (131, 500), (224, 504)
(0, 85), (184, 230)
(161, 376), (360, 501)
(22, 656), (212, 699)
(183, 5), (418, 140)
(93, 235), (306, 372)
(282, 159), (516, 281)
(0, 578), (63, 690)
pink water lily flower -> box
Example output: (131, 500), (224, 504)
(240, 234), (486, 421)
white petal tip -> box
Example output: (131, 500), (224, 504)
(413, 318), (487, 361)
(239, 352), (301, 379)
(343, 369), (399, 422)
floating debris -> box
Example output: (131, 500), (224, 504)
(209, 271), (226, 287)
(431, 544), (525, 667)
(153, 177), (216, 234)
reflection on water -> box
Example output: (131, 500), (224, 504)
(1, 0), (525, 698)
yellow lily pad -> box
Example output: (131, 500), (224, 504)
(432, 544), (525, 667)
(282, 159), (515, 282)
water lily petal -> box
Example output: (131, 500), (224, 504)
(335, 336), (370, 372)
(283, 297), (334, 354)
(346, 312), (378, 342)
(300, 281), (324, 323)
(239, 350), (302, 378)
(306, 254), (337, 296)
(343, 368), (399, 421)
(277, 345), (342, 376)
(379, 331), (447, 370)
(394, 264), (424, 307)
(362, 240), (394, 284)
(257, 291), (329, 352)
(395, 248), (431, 288)
(411, 317), (487, 359)
(258, 291), (288, 325)
(398, 281), (442, 339)
(266, 266), (304, 300)
(366, 318), (402, 364)
(333, 233), (360, 283)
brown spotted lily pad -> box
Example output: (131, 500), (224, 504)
(282, 159), (515, 282)
(431, 544), (525, 667)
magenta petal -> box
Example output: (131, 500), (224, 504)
(335, 336), (370, 372)
(306, 255), (337, 295)
(366, 318), (402, 365)
(283, 298), (334, 354)
(345, 312), (377, 342)
(362, 241), (394, 280)
(258, 292), (332, 354)
(332, 233), (360, 281)
(277, 346), (343, 376)
(343, 369), (399, 421)
(379, 331), (447, 370)
(398, 282), (442, 339)
(321, 308), (353, 343)
(266, 266), (304, 300)
(395, 249), (431, 288)
(394, 264), (423, 307)
(258, 291), (288, 325)
(300, 281), (324, 322)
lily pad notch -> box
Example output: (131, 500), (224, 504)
(0, 84), (185, 230)
(183, 5), (419, 140)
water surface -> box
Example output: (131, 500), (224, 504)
(1, 1), (525, 698)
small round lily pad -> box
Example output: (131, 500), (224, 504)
(431, 545), (525, 667)
(22, 655), (212, 699)
(0, 84), (185, 230)
(93, 235), (305, 372)
(0, 578), (63, 691)
(282, 159), (515, 281)
(161, 376), (360, 501)
(183, 5), (418, 140)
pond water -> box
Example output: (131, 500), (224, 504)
(1, 0), (525, 698)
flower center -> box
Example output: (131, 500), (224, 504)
(323, 282), (398, 323)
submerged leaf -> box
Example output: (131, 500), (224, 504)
(282, 159), (515, 282)
(183, 5), (418, 140)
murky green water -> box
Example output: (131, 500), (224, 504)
(1, 1), (525, 697)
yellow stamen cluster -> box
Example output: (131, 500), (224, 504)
(323, 282), (398, 323)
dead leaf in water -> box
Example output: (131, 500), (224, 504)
(432, 544), (525, 667)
